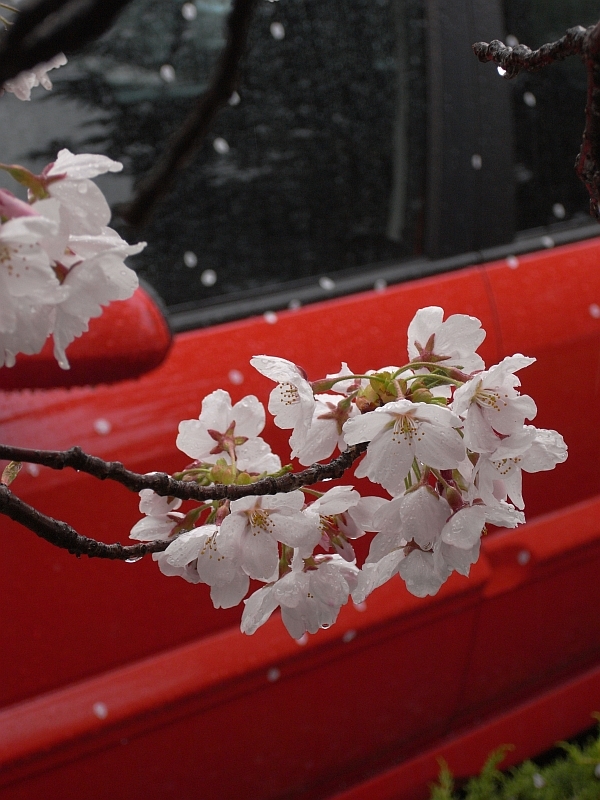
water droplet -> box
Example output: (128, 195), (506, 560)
(93, 418), (112, 435)
(26, 463), (40, 477)
(552, 202), (566, 219)
(532, 773), (545, 789)
(506, 255), (519, 269)
(353, 600), (367, 612)
(228, 91), (241, 106)
(213, 137), (230, 154)
(374, 278), (387, 291)
(505, 34), (519, 47)
(92, 702), (108, 719)
(263, 311), (278, 324)
(125, 555), (143, 563)
(288, 298), (301, 310)
(77, 183), (87, 194)
(200, 269), (217, 286)
(342, 629), (356, 643)
(270, 21), (285, 40)
(517, 549), (530, 566)
(320, 623), (332, 630)
(295, 633), (308, 645)
(497, 66), (507, 77)
(267, 667), (281, 682)
(541, 235), (554, 249)
(181, 1), (197, 20)
(589, 303), (600, 319)
(523, 91), (536, 108)
(228, 369), (244, 385)
(183, 251), (197, 268)
(160, 64), (176, 83)
(470, 154), (482, 170)
(319, 276), (335, 291)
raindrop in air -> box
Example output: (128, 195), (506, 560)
(342, 629), (356, 643)
(552, 202), (566, 219)
(228, 91), (241, 106)
(183, 251), (197, 268)
(160, 64), (176, 83)
(270, 21), (285, 40)
(319, 276), (335, 291)
(181, 2), (197, 20)
(288, 298), (301, 310)
(470, 154), (482, 170)
(523, 91), (536, 107)
(541, 235), (554, 249)
(93, 418), (112, 435)
(92, 702), (108, 719)
(26, 463), (40, 477)
(589, 303), (600, 319)
(506, 255), (519, 269)
(267, 667), (281, 682)
(213, 137), (230, 154)
(374, 278), (387, 291)
(228, 369), (244, 385)
(517, 549), (530, 565)
(505, 34), (519, 47)
(201, 269), (217, 286)
(263, 311), (278, 324)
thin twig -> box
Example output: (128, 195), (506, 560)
(0, 484), (169, 559)
(120, 0), (258, 227)
(0, 442), (368, 501)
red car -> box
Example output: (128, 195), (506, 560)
(1, 0), (600, 798)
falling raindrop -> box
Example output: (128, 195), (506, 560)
(532, 773), (545, 789)
(92, 702), (108, 719)
(342, 629), (357, 643)
(288, 299), (301, 310)
(505, 34), (519, 47)
(589, 303), (600, 319)
(228, 91), (241, 106)
(267, 667), (281, 682)
(523, 91), (536, 107)
(552, 202), (566, 219)
(595, 763), (600, 778)
(181, 2), (197, 20)
(517, 549), (531, 566)
(270, 22), (285, 40)
(541, 235), (554, 249)
(160, 64), (176, 83)
(264, 311), (278, 324)
(470, 154), (482, 170)
(201, 269), (217, 286)
(183, 251), (197, 268)
(26, 463), (40, 477)
(506, 256), (519, 269)
(93, 418), (112, 435)
(228, 369), (244, 385)
(213, 137), (230, 154)
(374, 278), (387, 291)
(319, 276), (335, 291)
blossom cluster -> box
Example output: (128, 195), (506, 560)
(0, 149), (143, 368)
(130, 307), (567, 639)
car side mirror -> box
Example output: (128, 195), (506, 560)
(0, 283), (172, 390)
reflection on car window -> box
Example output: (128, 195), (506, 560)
(0, 0), (427, 311)
(504, 0), (600, 233)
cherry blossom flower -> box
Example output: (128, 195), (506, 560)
(130, 489), (184, 541)
(217, 491), (320, 581)
(310, 485), (386, 560)
(441, 500), (524, 550)
(177, 389), (280, 473)
(154, 525), (250, 608)
(452, 355), (537, 452)
(250, 355), (315, 458)
(343, 399), (465, 495)
(241, 551), (359, 637)
(3, 53), (67, 101)
(407, 305), (486, 373)
(295, 393), (359, 465)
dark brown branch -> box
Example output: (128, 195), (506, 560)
(120, 0), (258, 228)
(0, 442), (368, 501)
(473, 20), (600, 220)
(0, 483), (169, 559)
(472, 25), (589, 79)
(0, 0), (133, 86)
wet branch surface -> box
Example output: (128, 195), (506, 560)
(0, 442), (368, 559)
(473, 20), (600, 220)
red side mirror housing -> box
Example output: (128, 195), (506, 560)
(0, 285), (172, 390)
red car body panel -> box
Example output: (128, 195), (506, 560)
(1, 238), (599, 798)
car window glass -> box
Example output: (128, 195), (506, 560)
(503, 0), (600, 234)
(0, 0), (427, 312)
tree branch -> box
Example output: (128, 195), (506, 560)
(120, 0), (258, 228)
(0, 442), (368, 500)
(473, 20), (600, 220)
(0, 483), (169, 559)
